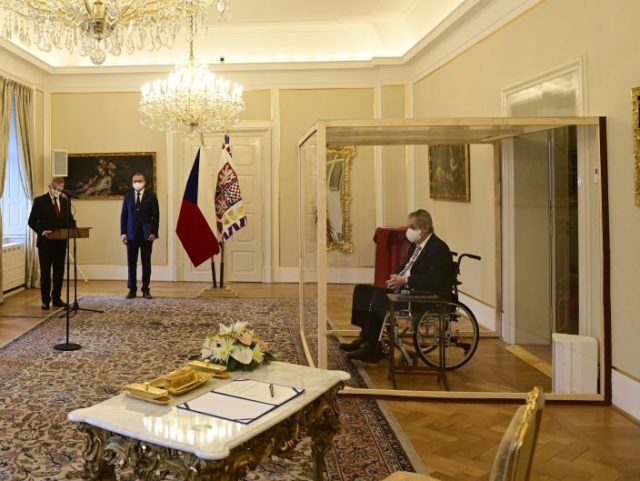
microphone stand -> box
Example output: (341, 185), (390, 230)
(54, 193), (103, 352)
(54, 193), (81, 351)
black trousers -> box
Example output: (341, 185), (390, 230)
(38, 240), (67, 303)
(350, 284), (398, 342)
(127, 233), (153, 292)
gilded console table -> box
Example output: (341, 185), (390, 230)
(68, 362), (349, 481)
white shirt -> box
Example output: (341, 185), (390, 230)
(405, 232), (432, 279)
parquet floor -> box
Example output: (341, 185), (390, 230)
(1, 280), (639, 481)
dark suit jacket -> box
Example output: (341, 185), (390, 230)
(28, 193), (77, 248)
(396, 233), (453, 299)
(120, 189), (160, 241)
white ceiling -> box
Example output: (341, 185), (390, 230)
(0, 0), (466, 69)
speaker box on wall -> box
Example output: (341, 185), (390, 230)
(52, 149), (68, 177)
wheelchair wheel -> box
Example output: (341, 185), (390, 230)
(412, 302), (479, 370)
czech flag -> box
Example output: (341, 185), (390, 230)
(176, 148), (220, 266)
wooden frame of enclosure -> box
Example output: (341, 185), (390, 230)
(298, 117), (610, 403)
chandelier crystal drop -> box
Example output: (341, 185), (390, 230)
(139, 16), (244, 134)
(0, 0), (232, 65)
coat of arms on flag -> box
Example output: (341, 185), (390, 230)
(215, 135), (247, 244)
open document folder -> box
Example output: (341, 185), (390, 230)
(177, 378), (305, 424)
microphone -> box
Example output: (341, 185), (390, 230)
(60, 189), (79, 199)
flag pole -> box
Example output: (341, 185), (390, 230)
(220, 245), (225, 289)
(211, 256), (217, 288)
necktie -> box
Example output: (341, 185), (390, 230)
(53, 197), (60, 217)
(136, 192), (141, 208)
(399, 245), (423, 277)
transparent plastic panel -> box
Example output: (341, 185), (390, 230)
(298, 134), (319, 367)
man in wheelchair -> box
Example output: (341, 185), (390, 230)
(340, 209), (453, 363)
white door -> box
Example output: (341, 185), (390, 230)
(178, 131), (267, 283)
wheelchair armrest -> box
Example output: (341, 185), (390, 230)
(399, 289), (438, 299)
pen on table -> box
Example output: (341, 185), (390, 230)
(269, 383), (275, 398)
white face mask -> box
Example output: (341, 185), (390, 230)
(406, 227), (422, 244)
(132, 181), (144, 191)
(50, 187), (62, 198)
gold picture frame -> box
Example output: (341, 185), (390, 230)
(632, 86), (640, 206)
(428, 144), (470, 202)
(326, 145), (356, 253)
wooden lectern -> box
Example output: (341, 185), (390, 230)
(47, 227), (92, 240)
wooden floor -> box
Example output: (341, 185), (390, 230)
(1, 280), (639, 481)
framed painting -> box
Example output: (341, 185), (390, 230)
(65, 152), (156, 199)
(428, 144), (470, 202)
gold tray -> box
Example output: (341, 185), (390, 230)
(149, 368), (212, 395)
(123, 389), (171, 405)
(123, 382), (169, 399)
(188, 360), (227, 373)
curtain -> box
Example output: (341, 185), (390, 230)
(14, 83), (39, 288)
(0, 76), (14, 303)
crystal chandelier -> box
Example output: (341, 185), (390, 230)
(138, 16), (244, 134)
(0, 0), (232, 65)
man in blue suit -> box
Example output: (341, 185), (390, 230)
(120, 172), (159, 299)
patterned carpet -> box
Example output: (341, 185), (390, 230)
(0, 296), (416, 480)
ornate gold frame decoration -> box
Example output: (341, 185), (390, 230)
(632, 86), (640, 206)
(326, 146), (356, 253)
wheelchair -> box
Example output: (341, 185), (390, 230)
(380, 252), (481, 371)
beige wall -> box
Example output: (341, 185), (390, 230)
(412, 0), (640, 378)
(412, 143), (496, 305)
(382, 85), (408, 226)
(51, 92), (168, 267)
(279, 88), (375, 268)
(240, 89), (271, 121)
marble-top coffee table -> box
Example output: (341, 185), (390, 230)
(69, 361), (349, 481)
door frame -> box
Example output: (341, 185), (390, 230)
(171, 124), (273, 283)
(500, 58), (599, 344)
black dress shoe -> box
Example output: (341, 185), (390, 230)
(41, 303), (50, 310)
(52, 299), (68, 308)
(126, 290), (136, 299)
(142, 291), (153, 299)
(339, 337), (365, 352)
(347, 342), (383, 364)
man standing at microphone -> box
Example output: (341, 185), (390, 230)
(120, 172), (159, 299)
(28, 177), (76, 310)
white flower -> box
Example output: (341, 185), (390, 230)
(211, 337), (235, 363)
(252, 344), (265, 364)
(231, 321), (248, 333)
(218, 323), (233, 336)
(201, 348), (212, 359)
(230, 345), (253, 365)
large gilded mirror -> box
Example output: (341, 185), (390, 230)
(326, 145), (355, 253)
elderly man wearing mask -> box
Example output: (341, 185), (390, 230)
(340, 209), (453, 363)
(28, 177), (77, 310)
(120, 172), (159, 300)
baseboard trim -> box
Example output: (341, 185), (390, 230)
(458, 292), (496, 332)
(274, 267), (373, 284)
(612, 368), (640, 421)
(73, 265), (173, 281)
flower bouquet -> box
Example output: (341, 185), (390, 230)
(200, 321), (275, 372)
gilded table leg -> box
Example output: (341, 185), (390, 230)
(79, 425), (117, 481)
(308, 384), (343, 481)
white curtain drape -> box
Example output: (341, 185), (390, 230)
(0, 76), (13, 303)
(14, 82), (39, 288)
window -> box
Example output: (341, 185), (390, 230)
(2, 98), (29, 244)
